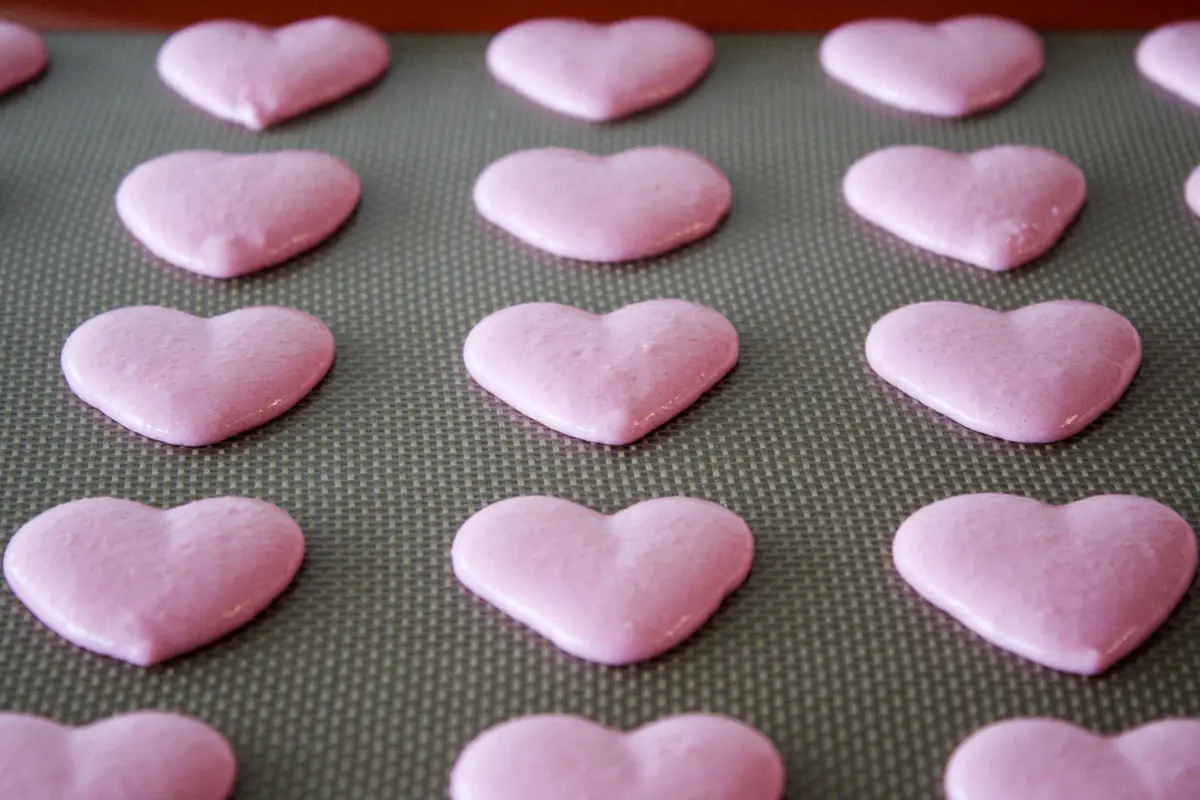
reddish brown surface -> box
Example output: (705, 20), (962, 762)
(0, 0), (1194, 31)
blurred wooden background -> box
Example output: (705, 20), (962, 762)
(1, 0), (1193, 31)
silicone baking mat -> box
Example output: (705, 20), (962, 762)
(1, 32), (1197, 799)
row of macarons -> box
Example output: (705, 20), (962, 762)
(1, 708), (1196, 798)
(54, 290), (1143, 450)
(108, 139), (1111, 282)
(10, 13), (1200, 275)
(5, 490), (1195, 674)
(51, 275), (1142, 450)
(4, 16), (1200, 124)
(3, 489), (1197, 796)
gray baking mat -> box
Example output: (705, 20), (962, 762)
(1, 32), (1197, 799)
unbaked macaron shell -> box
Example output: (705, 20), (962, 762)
(820, 15), (1043, 117)
(0, 711), (236, 799)
(451, 714), (785, 800)
(3, 496), (305, 666)
(486, 17), (713, 121)
(894, 493), (1197, 675)
(945, 717), (1200, 799)
(865, 300), (1141, 443)
(157, 16), (390, 129)
(62, 305), (335, 447)
(452, 496), (754, 665)
(843, 145), (1086, 271)
(0, 20), (49, 96)
(473, 146), (731, 262)
(116, 150), (361, 279)
(463, 299), (738, 445)
(1137, 21), (1200, 108)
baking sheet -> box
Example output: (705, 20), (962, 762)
(0, 32), (1197, 798)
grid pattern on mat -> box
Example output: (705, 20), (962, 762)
(0, 32), (1197, 799)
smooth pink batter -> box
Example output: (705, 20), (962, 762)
(473, 146), (731, 262)
(156, 17), (390, 129)
(486, 17), (713, 121)
(865, 300), (1142, 443)
(894, 494), (1197, 675)
(0, 20), (48, 96)
(463, 299), (738, 445)
(1137, 21), (1200, 108)
(843, 145), (1086, 271)
(452, 496), (754, 665)
(62, 305), (335, 447)
(945, 717), (1200, 799)
(450, 714), (785, 800)
(820, 16), (1043, 117)
(116, 150), (361, 279)
(0, 711), (236, 799)
(3, 497), (305, 666)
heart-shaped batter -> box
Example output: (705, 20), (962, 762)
(4, 497), (305, 666)
(451, 714), (784, 800)
(486, 17), (713, 121)
(116, 150), (360, 279)
(156, 16), (389, 129)
(1137, 21), (1200, 108)
(946, 717), (1200, 799)
(0, 711), (236, 799)
(463, 299), (737, 445)
(894, 494), (1196, 675)
(843, 145), (1086, 270)
(865, 300), (1141, 443)
(453, 496), (753, 665)
(820, 15), (1043, 116)
(473, 147), (731, 262)
(62, 305), (335, 446)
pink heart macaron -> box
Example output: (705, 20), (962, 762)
(0, 20), (49, 96)
(62, 305), (335, 446)
(865, 300), (1141, 443)
(3, 497), (305, 666)
(0, 711), (236, 799)
(825, 15), (1041, 117)
(156, 16), (390, 129)
(463, 299), (738, 445)
(1137, 21), (1200, 108)
(843, 145), (1086, 271)
(451, 714), (785, 800)
(486, 17), (713, 121)
(945, 717), (1200, 799)
(893, 494), (1197, 675)
(473, 146), (731, 262)
(820, 15), (1043, 117)
(116, 150), (360, 279)
(452, 496), (754, 665)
